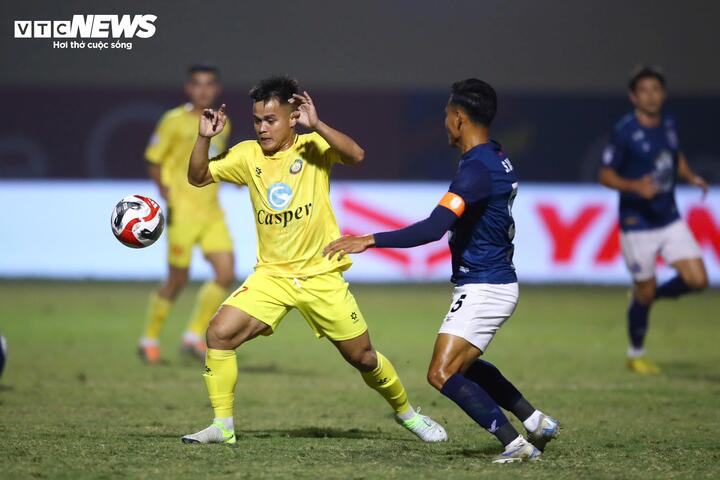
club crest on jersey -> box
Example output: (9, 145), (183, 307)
(267, 182), (293, 210)
(290, 159), (303, 175)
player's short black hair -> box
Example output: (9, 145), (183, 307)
(187, 63), (220, 79)
(249, 75), (299, 104)
(628, 65), (665, 91)
(449, 79), (497, 126)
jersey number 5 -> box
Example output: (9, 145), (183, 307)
(450, 294), (467, 313)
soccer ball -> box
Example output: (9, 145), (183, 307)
(110, 194), (165, 248)
(0, 334), (6, 379)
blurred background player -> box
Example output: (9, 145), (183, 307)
(139, 64), (236, 363)
(324, 79), (559, 463)
(181, 76), (446, 445)
(599, 66), (709, 374)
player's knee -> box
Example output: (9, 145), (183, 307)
(685, 273), (708, 292)
(206, 316), (240, 348)
(634, 285), (656, 305)
(427, 366), (454, 391)
(160, 278), (186, 299)
(168, 270), (188, 290)
(215, 270), (235, 289)
(348, 348), (377, 372)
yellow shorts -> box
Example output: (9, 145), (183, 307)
(223, 270), (368, 341)
(167, 215), (233, 268)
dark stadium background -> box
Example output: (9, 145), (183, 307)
(2, 0), (719, 183)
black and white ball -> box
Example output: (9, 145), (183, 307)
(110, 195), (165, 248)
(0, 334), (6, 379)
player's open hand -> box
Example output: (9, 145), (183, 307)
(634, 174), (660, 199)
(691, 175), (709, 200)
(323, 234), (375, 261)
(290, 92), (319, 129)
(199, 104), (227, 138)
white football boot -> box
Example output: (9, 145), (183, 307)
(181, 421), (236, 445)
(396, 409), (448, 442)
(527, 414), (560, 451)
(492, 436), (541, 463)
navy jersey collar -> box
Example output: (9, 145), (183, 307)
(631, 112), (665, 131)
(461, 140), (502, 160)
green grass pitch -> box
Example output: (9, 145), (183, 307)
(1, 281), (719, 479)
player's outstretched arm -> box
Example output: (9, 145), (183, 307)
(323, 205), (458, 260)
(678, 152), (709, 198)
(188, 104), (227, 187)
(598, 167), (659, 200)
(291, 92), (365, 165)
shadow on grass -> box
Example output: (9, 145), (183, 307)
(237, 363), (313, 377)
(241, 427), (411, 441)
(445, 445), (499, 458)
(140, 427), (410, 442)
(661, 361), (720, 383)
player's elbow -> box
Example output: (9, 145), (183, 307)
(345, 147), (365, 165)
(354, 147), (365, 164)
(187, 172), (202, 187)
(187, 170), (208, 187)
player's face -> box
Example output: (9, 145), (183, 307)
(444, 103), (461, 147)
(630, 77), (665, 116)
(252, 98), (297, 154)
(185, 72), (221, 109)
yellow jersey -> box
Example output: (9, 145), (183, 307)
(145, 103), (231, 221)
(208, 132), (352, 277)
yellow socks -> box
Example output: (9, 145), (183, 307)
(203, 348), (238, 419)
(143, 293), (171, 340)
(186, 282), (228, 338)
(361, 351), (412, 416)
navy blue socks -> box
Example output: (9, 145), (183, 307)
(465, 359), (535, 422)
(628, 300), (650, 350)
(441, 373), (519, 446)
(655, 275), (691, 299)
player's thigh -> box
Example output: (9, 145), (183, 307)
(296, 271), (368, 342)
(427, 333), (483, 390)
(661, 220), (707, 288)
(438, 283), (518, 355)
(620, 229), (661, 283)
(199, 218), (234, 259)
(672, 258), (708, 290)
(167, 221), (201, 269)
(223, 273), (295, 337)
(205, 251), (235, 288)
(207, 304), (270, 349)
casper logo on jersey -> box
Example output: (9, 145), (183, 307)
(14, 15), (157, 51)
(267, 182), (293, 210)
(257, 203), (314, 228)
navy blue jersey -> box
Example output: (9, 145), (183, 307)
(602, 113), (681, 231)
(448, 141), (518, 285)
